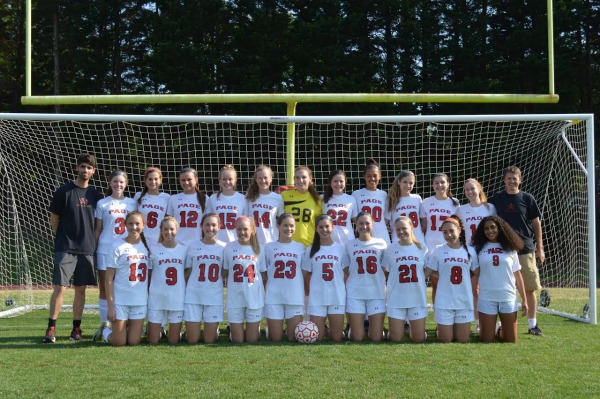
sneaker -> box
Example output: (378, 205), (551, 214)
(43, 327), (56, 343)
(69, 326), (83, 341)
(528, 325), (544, 336)
(93, 322), (107, 341)
(472, 325), (480, 335)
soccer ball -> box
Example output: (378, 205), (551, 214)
(294, 321), (319, 343)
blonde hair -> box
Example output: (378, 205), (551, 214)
(464, 178), (490, 209)
(295, 166), (321, 205)
(236, 216), (260, 255)
(394, 216), (423, 249)
(217, 164), (238, 199)
(246, 165), (273, 202)
(158, 216), (179, 243)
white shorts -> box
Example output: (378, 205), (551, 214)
(434, 308), (474, 325)
(478, 298), (519, 315)
(264, 304), (304, 320)
(147, 309), (184, 324)
(346, 298), (386, 316)
(96, 253), (108, 271)
(388, 306), (428, 321)
(115, 304), (146, 321)
(184, 304), (224, 323)
(227, 307), (263, 324)
(307, 305), (345, 318)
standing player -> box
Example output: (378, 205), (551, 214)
(352, 159), (391, 245)
(44, 153), (103, 343)
(206, 165), (247, 243)
(92, 170), (137, 341)
(489, 166), (545, 336)
(147, 217), (187, 345)
(425, 216), (477, 343)
(167, 167), (206, 245)
(246, 165), (285, 245)
(383, 216), (428, 343)
(134, 167), (170, 247)
(472, 216), (528, 343)
(345, 212), (387, 342)
(102, 211), (150, 346)
(322, 170), (358, 244)
(282, 166), (322, 247)
(184, 213), (226, 344)
(420, 173), (460, 304)
(303, 215), (350, 342)
(222, 217), (267, 343)
(385, 170), (425, 245)
(264, 214), (306, 342)
(456, 178), (496, 333)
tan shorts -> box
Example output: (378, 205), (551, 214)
(518, 253), (542, 291)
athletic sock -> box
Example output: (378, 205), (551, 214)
(73, 320), (82, 329)
(102, 327), (112, 343)
(98, 299), (108, 323)
(528, 318), (537, 329)
(304, 295), (310, 321)
(48, 318), (57, 329)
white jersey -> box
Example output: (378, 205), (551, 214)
(107, 239), (150, 307)
(185, 240), (226, 306)
(345, 237), (387, 300)
(264, 241), (305, 306)
(148, 243), (187, 311)
(427, 244), (477, 311)
(385, 194), (426, 245)
(133, 191), (170, 246)
(167, 193), (204, 245)
(420, 196), (459, 249)
(206, 192), (248, 243)
(383, 242), (428, 309)
(223, 241), (266, 309)
(475, 242), (521, 302)
(302, 243), (349, 307)
(246, 192), (285, 245)
(352, 188), (391, 244)
(95, 196), (138, 254)
(456, 203), (497, 246)
(323, 193), (359, 244)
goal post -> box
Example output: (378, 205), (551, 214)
(0, 112), (595, 324)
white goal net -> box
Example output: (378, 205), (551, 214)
(0, 113), (595, 323)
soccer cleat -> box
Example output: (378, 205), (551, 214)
(43, 326), (56, 343)
(69, 326), (83, 341)
(528, 325), (544, 336)
(93, 322), (107, 341)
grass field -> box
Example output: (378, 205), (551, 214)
(1, 290), (599, 398)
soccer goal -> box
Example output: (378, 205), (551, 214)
(0, 113), (595, 323)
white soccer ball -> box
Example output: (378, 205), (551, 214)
(294, 321), (319, 344)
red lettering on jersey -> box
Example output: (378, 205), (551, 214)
(216, 205), (238, 211)
(353, 249), (378, 256)
(486, 248), (504, 254)
(195, 254), (222, 261)
(465, 216), (483, 223)
(274, 252), (299, 259)
(362, 199), (382, 204)
(251, 203), (273, 210)
(158, 258), (183, 265)
(140, 204), (165, 211)
(108, 209), (128, 214)
(327, 203), (350, 209)
(315, 254), (339, 261)
(178, 204), (202, 209)
(233, 254), (257, 261)
(444, 257), (468, 263)
(430, 208), (452, 214)
(395, 205), (417, 212)
(127, 254), (148, 261)
(395, 255), (420, 262)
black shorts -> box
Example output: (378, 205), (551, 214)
(52, 252), (97, 286)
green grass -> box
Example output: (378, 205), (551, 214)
(1, 294), (599, 398)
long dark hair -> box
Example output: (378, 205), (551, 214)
(472, 215), (524, 254)
(441, 215), (469, 259)
(323, 170), (346, 204)
(310, 214), (334, 258)
(137, 167), (163, 205)
(180, 167), (207, 210)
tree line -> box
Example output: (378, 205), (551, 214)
(0, 1), (597, 121)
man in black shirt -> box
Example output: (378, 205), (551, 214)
(43, 154), (103, 343)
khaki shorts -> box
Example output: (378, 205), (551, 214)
(518, 253), (542, 291)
